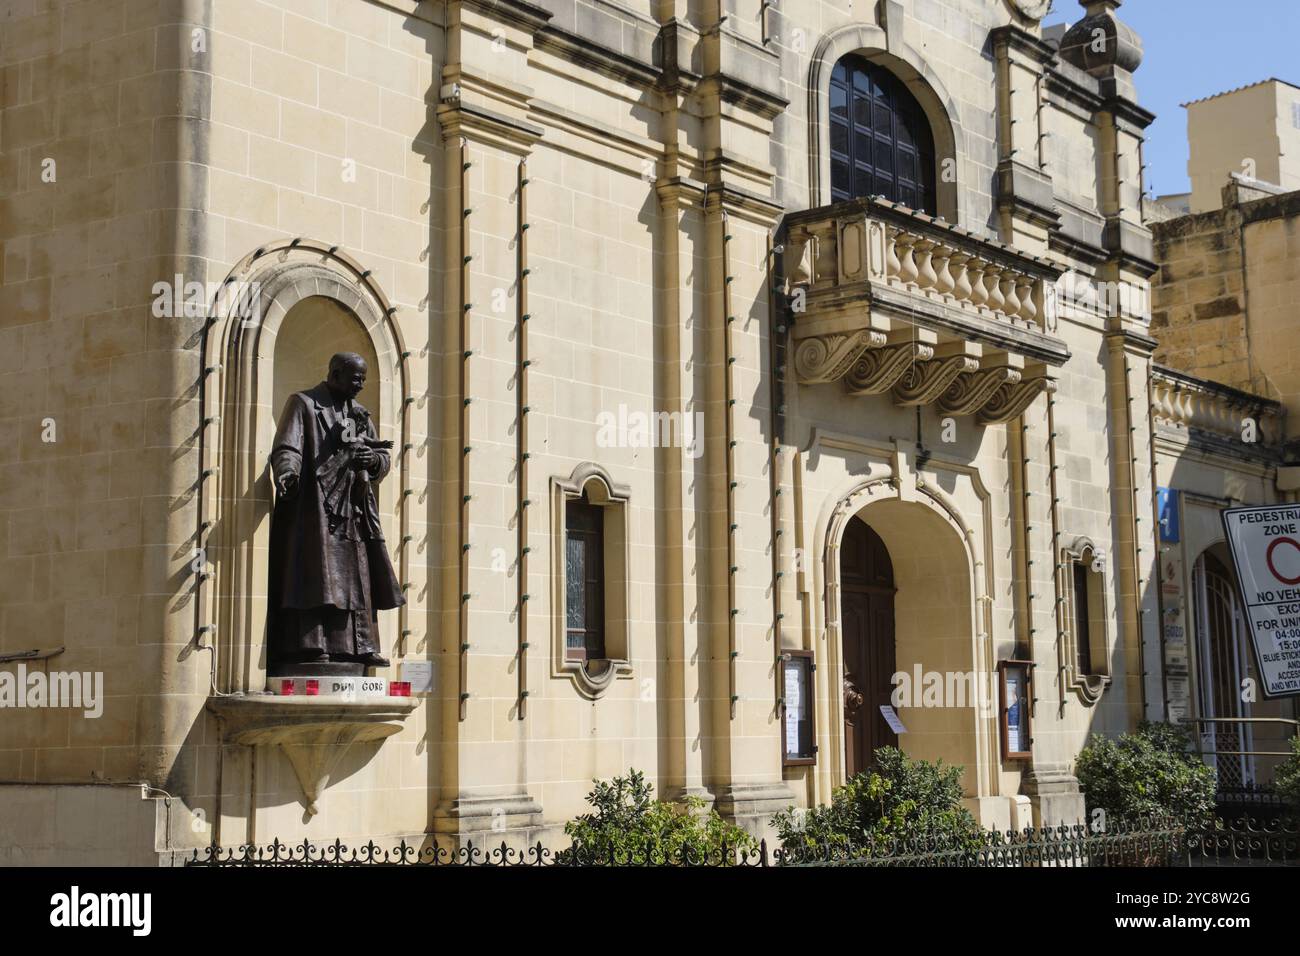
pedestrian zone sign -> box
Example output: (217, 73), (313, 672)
(1221, 504), (1300, 698)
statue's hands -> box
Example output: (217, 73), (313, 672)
(352, 445), (378, 471)
(276, 472), (299, 498)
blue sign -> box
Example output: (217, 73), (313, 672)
(1158, 487), (1180, 543)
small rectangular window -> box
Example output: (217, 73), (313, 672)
(565, 496), (605, 662)
(1073, 561), (1093, 674)
(1292, 102), (1300, 129)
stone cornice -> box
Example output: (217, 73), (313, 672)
(1043, 64), (1105, 114)
(534, 25), (660, 87)
(704, 180), (784, 226)
(1100, 95), (1157, 132)
(437, 100), (545, 152)
(457, 0), (553, 32)
(989, 23), (1057, 64)
(713, 72), (790, 121)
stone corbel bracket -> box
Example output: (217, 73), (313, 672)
(793, 328), (886, 384)
(845, 340), (935, 396)
(208, 695), (417, 817)
(977, 371), (1059, 425)
(937, 353), (1024, 417)
(893, 344), (981, 406)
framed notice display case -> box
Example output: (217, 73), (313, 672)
(998, 659), (1034, 760)
(781, 650), (816, 766)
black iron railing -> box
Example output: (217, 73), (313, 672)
(186, 814), (1300, 867)
(1188, 814), (1300, 866)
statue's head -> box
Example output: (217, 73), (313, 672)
(326, 352), (368, 401)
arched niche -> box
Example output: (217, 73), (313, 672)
(808, 24), (964, 224)
(199, 244), (409, 694)
(271, 296), (381, 424)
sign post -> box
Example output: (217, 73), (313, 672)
(1220, 504), (1300, 698)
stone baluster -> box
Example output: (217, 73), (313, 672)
(983, 263), (1006, 313)
(895, 231), (919, 288)
(1016, 276), (1037, 325)
(885, 227), (903, 281)
(966, 257), (988, 308)
(999, 270), (1022, 320)
(948, 251), (973, 303)
(913, 238), (938, 292)
(932, 242), (956, 298)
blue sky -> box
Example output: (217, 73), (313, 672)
(1043, 0), (1300, 197)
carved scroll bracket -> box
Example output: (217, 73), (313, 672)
(793, 328), (886, 384)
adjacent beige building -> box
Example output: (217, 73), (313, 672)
(1, 0), (1281, 865)
(1149, 97), (1300, 790)
(1182, 78), (1300, 214)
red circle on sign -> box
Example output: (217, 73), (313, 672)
(1266, 537), (1300, 585)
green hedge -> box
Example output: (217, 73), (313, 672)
(1275, 736), (1300, 806)
(1075, 720), (1216, 829)
(773, 747), (984, 860)
(557, 769), (756, 865)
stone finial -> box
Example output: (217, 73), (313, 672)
(1059, 0), (1143, 75)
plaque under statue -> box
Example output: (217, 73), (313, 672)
(267, 352), (404, 677)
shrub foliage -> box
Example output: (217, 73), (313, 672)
(773, 747), (984, 861)
(1074, 720), (1216, 829)
(1275, 735), (1300, 806)
(557, 768), (757, 865)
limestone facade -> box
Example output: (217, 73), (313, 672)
(1, 0), (1256, 863)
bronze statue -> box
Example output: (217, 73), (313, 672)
(267, 353), (403, 672)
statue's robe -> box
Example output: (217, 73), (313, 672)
(267, 382), (403, 662)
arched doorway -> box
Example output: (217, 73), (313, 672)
(839, 516), (897, 776)
(1192, 549), (1254, 786)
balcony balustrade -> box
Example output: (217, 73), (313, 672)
(783, 197), (1071, 425)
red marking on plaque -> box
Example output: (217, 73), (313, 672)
(280, 679), (295, 696)
(1266, 536), (1300, 585)
(304, 679), (320, 696)
(390, 681), (411, 697)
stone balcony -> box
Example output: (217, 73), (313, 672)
(1151, 365), (1284, 447)
(783, 197), (1070, 425)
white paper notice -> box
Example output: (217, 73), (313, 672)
(399, 660), (435, 695)
(784, 665), (802, 752)
(878, 704), (907, 735)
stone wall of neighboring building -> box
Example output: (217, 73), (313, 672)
(1151, 182), (1300, 441)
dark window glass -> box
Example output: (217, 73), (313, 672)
(831, 159), (851, 196)
(830, 121), (849, 155)
(828, 54), (937, 213)
(899, 149), (916, 183)
(830, 84), (848, 121)
(565, 495), (606, 662)
(874, 136), (894, 175)
(1074, 562), (1093, 675)
(854, 166), (873, 201)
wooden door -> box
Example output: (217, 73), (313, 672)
(840, 517), (897, 778)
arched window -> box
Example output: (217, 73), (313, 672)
(1192, 551), (1255, 787)
(829, 55), (937, 213)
